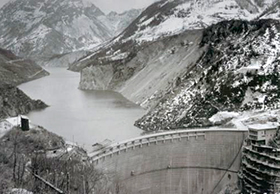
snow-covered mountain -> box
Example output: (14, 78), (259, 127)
(74, 0), (280, 131)
(0, 0), (140, 64)
(98, 9), (142, 37)
(71, 0), (279, 71)
(118, 0), (279, 42)
(136, 19), (280, 131)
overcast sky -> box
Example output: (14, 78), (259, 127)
(0, 0), (158, 13)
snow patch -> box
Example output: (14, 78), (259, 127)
(209, 111), (240, 124)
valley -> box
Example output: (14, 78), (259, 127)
(0, 0), (280, 193)
(18, 67), (145, 150)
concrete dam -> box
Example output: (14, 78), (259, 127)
(90, 129), (248, 194)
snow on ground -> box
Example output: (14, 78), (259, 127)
(10, 188), (33, 194)
(103, 51), (129, 61)
(0, 115), (36, 138)
(227, 109), (280, 130)
(248, 122), (279, 130)
(209, 111), (240, 124)
(130, 0), (257, 43)
(208, 109), (280, 130)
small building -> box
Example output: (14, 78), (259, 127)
(21, 116), (29, 131)
(248, 123), (279, 145)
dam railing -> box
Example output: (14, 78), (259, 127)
(89, 128), (248, 164)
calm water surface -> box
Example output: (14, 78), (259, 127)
(18, 68), (145, 150)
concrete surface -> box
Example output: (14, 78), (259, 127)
(91, 129), (248, 194)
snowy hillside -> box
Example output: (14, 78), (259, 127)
(258, 1), (280, 19)
(71, 0), (279, 72)
(136, 19), (280, 131)
(98, 9), (142, 37)
(119, 0), (278, 43)
(71, 0), (280, 132)
(0, 0), (140, 64)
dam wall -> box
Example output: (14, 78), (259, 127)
(91, 129), (248, 194)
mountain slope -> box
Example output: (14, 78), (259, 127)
(111, 0), (278, 43)
(0, 85), (47, 119)
(258, 1), (280, 19)
(136, 19), (280, 131)
(42, 9), (141, 67)
(0, 48), (49, 86)
(74, 0), (280, 132)
(79, 30), (205, 110)
(70, 0), (278, 72)
(0, 0), (139, 64)
(0, 48), (48, 119)
(98, 9), (142, 37)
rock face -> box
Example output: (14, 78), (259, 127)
(78, 31), (205, 109)
(71, 0), (279, 73)
(119, 0), (274, 42)
(0, 48), (48, 119)
(80, 65), (114, 90)
(0, 85), (47, 119)
(98, 9), (142, 36)
(74, 0), (280, 132)
(0, 0), (110, 62)
(0, 0), (141, 64)
(136, 19), (280, 131)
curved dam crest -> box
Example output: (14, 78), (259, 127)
(91, 129), (248, 194)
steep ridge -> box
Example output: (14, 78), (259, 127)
(71, 0), (277, 72)
(79, 30), (206, 110)
(136, 19), (280, 131)
(0, 48), (49, 86)
(0, 0), (140, 64)
(0, 85), (47, 119)
(98, 9), (142, 37)
(119, 0), (268, 42)
(0, 48), (48, 119)
(0, 0), (110, 62)
(257, 1), (280, 19)
(74, 0), (280, 132)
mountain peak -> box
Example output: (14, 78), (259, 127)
(117, 0), (279, 43)
(0, 0), (141, 64)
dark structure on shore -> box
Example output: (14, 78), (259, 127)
(21, 116), (29, 131)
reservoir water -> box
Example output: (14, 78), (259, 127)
(18, 68), (145, 151)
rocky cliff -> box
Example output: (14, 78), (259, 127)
(0, 48), (48, 119)
(98, 9), (142, 37)
(136, 19), (280, 131)
(79, 19), (280, 132)
(0, 0), (111, 62)
(0, 85), (47, 119)
(79, 30), (205, 110)
(71, 0), (278, 72)
(0, 0), (141, 65)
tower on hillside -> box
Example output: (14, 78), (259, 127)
(21, 116), (29, 131)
